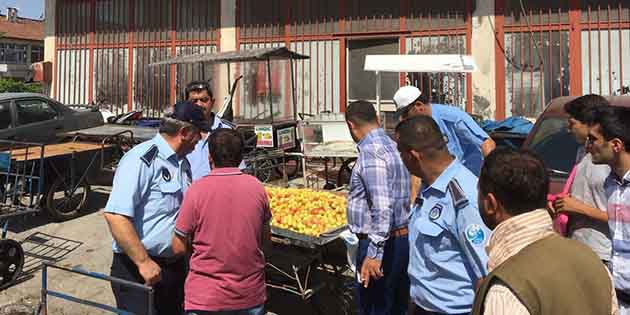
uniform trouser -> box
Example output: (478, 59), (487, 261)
(110, 253), (186, 315)
(356, 235), (410, 315)
(411, 305), (466, 315)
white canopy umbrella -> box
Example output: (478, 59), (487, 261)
(363, 54), (478, 115)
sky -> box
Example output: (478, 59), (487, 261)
(1, 0), (44, 20)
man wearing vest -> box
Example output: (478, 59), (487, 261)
(473, 148), (618, 315)
(396, 116), (490, 315)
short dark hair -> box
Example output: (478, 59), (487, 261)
(588, 106), (630, 152)
(345, 100), (377, 125)
(159, 117), (190, 136)
(479, 148), (549, 216)
(185, 80), (213, 99)
(208, 129), (243, 168)
(564, 94), (609, 123)
(395, 115), (447, 154)
(414, 93), (430, 106)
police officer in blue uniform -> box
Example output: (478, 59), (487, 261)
(395, 115), (491, 315)
(104, 101), (208, 315)
(393, 85), (496, 176)
(184, 81), (245, 180)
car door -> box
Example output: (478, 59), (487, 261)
(12, 98), (64, 143)
(0, 101), (16, 140)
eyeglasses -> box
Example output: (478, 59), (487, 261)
(190, 96), (213, 103)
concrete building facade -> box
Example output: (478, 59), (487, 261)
(0, 7), (44, 81)
(44, 0), (630, 119)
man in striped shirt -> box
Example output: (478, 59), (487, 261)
(345, 100), (411, 315)
(587, 106), (630, 314)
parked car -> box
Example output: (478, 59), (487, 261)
(521, 96), (630, 194)
(0, 93), (104, 143)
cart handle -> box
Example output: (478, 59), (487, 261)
(39, 261), (154, 315)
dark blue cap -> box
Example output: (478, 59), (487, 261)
(168, 101), (212, 132)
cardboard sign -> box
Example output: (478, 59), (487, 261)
(255, 125), (274, 148)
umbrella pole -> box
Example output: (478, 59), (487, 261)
(267, 57), (273, 124)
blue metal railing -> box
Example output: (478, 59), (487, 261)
(38, 261), (154, 315)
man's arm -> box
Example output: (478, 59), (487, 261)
(173, 186), (198, 257)
(480, 138), (497, 157)
(172, 233), (189, 257)
(262, 221), (272, 254)
(360, 150), (392, 287)
(455, 118), (494, 156)
(103, 153), (159, 285)
(104, 213), (161, 285)
(457, 206), (491, 280)
(554, 196), (608, 222)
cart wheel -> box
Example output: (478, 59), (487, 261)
(336, 158), (357, 188)
(45, 177), (91, 221)
(0, 239), (25, 289)
(253, 159), (274, 183)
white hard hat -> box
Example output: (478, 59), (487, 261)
(393, 85), (422, 118)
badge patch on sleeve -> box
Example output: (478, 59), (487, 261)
(465, 224), (486, 245)
(429, 204), (443, 220)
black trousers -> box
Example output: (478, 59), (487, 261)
(110, 253), (186, 315)
(412, 305), (466, 315)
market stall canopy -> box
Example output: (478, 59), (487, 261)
(364, 54), (477, 73)
(149, 47), (310, 67)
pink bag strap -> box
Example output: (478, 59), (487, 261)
(561, 165), (578, 195)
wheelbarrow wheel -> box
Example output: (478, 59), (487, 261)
(0, 239), (25, 290)
(45, 177), (91, 221)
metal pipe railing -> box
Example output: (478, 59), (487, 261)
(39, 261), (154, 315)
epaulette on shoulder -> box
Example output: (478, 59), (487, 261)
(140, 145), (159, 167)
(447, 178), (469, 211)
(219, 118), (236, 129)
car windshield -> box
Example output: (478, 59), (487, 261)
(528, 117), (579, 174)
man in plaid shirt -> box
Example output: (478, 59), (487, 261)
(345, 100), (411, 315)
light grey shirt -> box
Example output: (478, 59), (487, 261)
(569, 147), (612, 261)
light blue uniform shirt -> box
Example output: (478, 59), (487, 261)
(105, 133), (192, 258)
(187, 114), (245, 181)
(408, 159), (491, 314)
(432, 104), (490, 176)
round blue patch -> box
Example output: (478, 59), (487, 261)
(429, 205), (442, 220)
(465, 224), (486, 245)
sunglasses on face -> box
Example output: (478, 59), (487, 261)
(190, 96), (213, 103)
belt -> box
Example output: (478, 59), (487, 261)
(617, 289), (630, 304)
(356, 226), (408, 240)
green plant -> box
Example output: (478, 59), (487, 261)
(0, 78), (41, 93)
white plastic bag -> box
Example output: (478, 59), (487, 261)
(339, 230), (359, 273)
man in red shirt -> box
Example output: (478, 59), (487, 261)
(172, 129), (271, 315)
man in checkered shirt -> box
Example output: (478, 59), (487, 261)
(345, 100), (411, 315)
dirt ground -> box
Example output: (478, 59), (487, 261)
(0, 186), (356, 315)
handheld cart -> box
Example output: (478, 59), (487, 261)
(0, 137), (117, 289)
(264, 187), (354, 315)
(149, 47), (308, 183)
